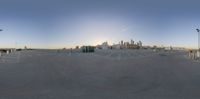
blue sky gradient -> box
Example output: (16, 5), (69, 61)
(0, 0), (200, 49)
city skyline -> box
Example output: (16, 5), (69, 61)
(0, 0), (200, 49)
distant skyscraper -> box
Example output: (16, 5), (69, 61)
(139, 41), (142, 47)
(131, 39), (134, 44)
(121, 40), (123, 45)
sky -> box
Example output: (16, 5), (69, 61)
(0, 0), (200, 49)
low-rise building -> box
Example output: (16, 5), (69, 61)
(81, 46), (95, 53)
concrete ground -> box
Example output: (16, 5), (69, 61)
(0, 49), (200, 99)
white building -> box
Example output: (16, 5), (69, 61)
(100, 42), (109, 50)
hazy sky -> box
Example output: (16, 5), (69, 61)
(0, 0), (200, 49)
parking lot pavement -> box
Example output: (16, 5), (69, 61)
(0, 50), (199, 99)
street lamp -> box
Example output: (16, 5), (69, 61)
(196, 29), (200, 50)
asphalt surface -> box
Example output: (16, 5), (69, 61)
(0, 50), (200, 99)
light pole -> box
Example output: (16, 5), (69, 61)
(0, 29), (2, 56)
(196, 29), (200, 50)
(196, 29), (200, 58)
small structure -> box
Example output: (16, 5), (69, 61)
(75, 46), (79, 49)
(24, 46), (28, 50)
(0, 49), (15, 54)
(188, 50), (199, 60)
(82, 46), (95, 53)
